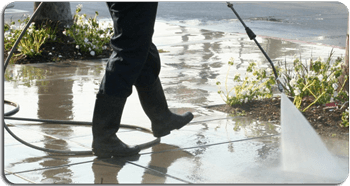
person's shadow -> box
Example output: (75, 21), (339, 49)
(92, 154), (140, 184)
(92, 143), (193, 184)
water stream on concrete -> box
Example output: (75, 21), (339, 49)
(281, 93), (347, 182)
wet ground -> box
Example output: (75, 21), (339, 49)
(4, 2), (348, 47)
(3, 20), (349, 184)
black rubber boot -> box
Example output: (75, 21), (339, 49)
(92, 94), (140, 158)
(136, 78), (194, 138)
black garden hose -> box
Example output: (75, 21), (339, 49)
(4, 99), (161, 155)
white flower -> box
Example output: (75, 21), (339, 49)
(317, 74), (323, 81)
(76, 45), (80, 49)
(10, 25), (16, 30)
(76, 4), (83, 9)
(264, 87), (269, 93)
(308, 71), (316, 78)
(4, 32), (10, 38)
(332, 83), (338, 90)
(89, 47), (91, 51)
(90, 51), (95, 56)
(266, 68), (272, 76)
(62, 30), (66, 35)
(290, 78), (297, 87)
(244, 97), (248, 103)
(78, 21), (84, 26)
(294, 87), (301, 96)
(84, 38), (89, 43)
(30, 49), (34, 53)
(58, 55), (62, 58)
(28, 28), (33, 34)
(48, 52), (52, 55)
(52, 47), (55, 50)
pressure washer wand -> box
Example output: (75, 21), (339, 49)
(226, 2), (283, 92)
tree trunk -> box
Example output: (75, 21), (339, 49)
(33, 2), (73, 31)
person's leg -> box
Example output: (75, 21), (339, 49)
(135, 44), (194, 138)
(92, 94), (139, 158)
(92, 2), (158, 158)
(99, 2), (159, 97)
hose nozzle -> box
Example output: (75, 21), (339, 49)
(276, 78), (284, 93)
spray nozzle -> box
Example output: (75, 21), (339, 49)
(276, 77), (284, 93)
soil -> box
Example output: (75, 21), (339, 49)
(5, 34), (349, 140)
(208, 98), (349, 140)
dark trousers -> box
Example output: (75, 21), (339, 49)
(99, 2), (161, 98)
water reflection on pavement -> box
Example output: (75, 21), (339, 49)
(3, 22), (348, 184)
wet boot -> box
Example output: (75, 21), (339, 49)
(136, 78), (194, 138)
(92, 94), (140, 158)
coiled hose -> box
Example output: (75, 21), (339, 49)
(4, 2), (160, 156)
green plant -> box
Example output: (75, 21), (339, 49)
(158, 49), (169, 53)
(277, 51), (346, 111)
(341, 107), (349, 127)
(17, 26), (47, 57)
(64, 4), (113, 56)
(4, 16), (58, 58)
(216, 58), (275, 105)
(217, 51), (347, 114)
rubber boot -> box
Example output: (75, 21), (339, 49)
(92, 94), (140, 158)
(136, 78), (194, 138)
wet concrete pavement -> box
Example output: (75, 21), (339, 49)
(4, 2), (348, 47)
(3, 21), (349, 184)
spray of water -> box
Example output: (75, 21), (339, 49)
(281, 93), (346, 181)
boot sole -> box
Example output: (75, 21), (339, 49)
(93, 148), (140, 158)
(153, 130), (171, 138)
